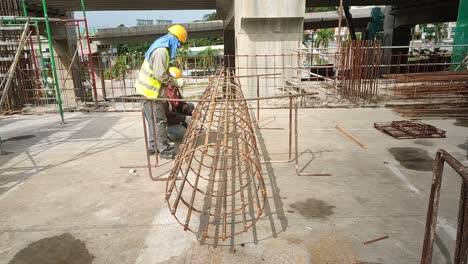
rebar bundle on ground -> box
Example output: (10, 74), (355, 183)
(165, 72), (266, 240)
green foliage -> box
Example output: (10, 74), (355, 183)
(118, 24), (125, 28)
(187, 37), (223, 47)
(176, 44), (190, 70)
(117, 42), (151, 55)
(202, 12), (218, 21)
(104, 55), (129, 80)
(303, 33), (313, 47)
(197, 47), (219, 74)
(314, 29), (335, 48)
(306, 7), (337, 12)
(425, 23), (448, 44)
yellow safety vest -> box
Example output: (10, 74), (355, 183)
(135, 48), (170, 99)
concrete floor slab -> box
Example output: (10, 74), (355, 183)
(0, 108), (466, 263)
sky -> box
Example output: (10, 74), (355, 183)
(74, 10), (215, 29)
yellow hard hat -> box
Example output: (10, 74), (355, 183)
(168, 24), (188, 43)
(169, 67), (182, 79)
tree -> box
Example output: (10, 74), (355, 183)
(426, 23), (448, 44)
(314, 29), (335, 48)
(116, 42), (150, 56)
(197, 47), (219, 74)
(118, 24), (125, 28)
(176, 44), (190, 71)
(202, 12), (218, 21)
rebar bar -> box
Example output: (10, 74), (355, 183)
(165, 71), (267, 240)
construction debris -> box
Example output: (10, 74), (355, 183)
(336, 124), (368, 149)
(374, 121), (446, 139)
(363, 235), (389, 245)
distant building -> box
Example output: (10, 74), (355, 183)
(136, 19), (173, 27)
(136, 19), (154, 26)
(154, 19), (172, 25)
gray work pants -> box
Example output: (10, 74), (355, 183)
(167, 102), (194, 141)
(167, 124), (186, 141)
(144, 101), (173, 154)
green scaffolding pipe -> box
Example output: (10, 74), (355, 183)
(80, 0), (87, 18)
(21, 0), (27, 16)
(41, 0), (65, 123)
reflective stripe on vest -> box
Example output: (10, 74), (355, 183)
(135, 48), (170, 99)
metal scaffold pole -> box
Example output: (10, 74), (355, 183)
(20, 0), (27, 16)
(80, 0), (99, 106)
(41, 0), (65, 123)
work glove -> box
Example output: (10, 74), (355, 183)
(185, 115), (192, 124)
(175, 78), (185, 88)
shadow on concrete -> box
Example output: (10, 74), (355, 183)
(252, 111), (289, 239)
(8, 233), (94, 264)
(194, 110), (288, 249)
(435, 233), (453, 264)
(0, 113), (139, 197)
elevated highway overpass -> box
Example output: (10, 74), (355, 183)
(91, 21), (224, 45)
(91, 7), (376, 45)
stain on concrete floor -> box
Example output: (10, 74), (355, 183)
(8, 233), (94, 264)
(454, 119), (468, 128)
(413, 140), (435, 146)
(458, 141), (468, 151)
(309, 233), (357, 264)
(1, 135), (35, 142)
(354, 196), (369, 205)
(289, 198), (335, 219)
(388, 147), (434, 171)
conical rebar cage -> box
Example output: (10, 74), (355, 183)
(165, 73), (267, 240)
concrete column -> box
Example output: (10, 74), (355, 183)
(382, 6), (413, 74)
(234, 0), (305, 97)
(50, 13), (84, 103)
(224, 28), (235, 68)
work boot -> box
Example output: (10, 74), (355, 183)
(158, 144), (176, 160)
(148, 148), (156, 155)
(159, 150), (176, 160)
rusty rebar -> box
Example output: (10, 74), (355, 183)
(165, 71), (267, 240)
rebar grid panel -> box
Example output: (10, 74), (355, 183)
(420, 150), (468, 264)
(165, 72), (267, 240)
(374, 121), (446, 139)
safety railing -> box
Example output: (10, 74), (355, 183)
(420, 149), (468, 264)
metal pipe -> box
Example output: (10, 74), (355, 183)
(120, 92), (318, 103)
(41, 0), (64, 123)
(20, 0), (27, 16)
(80, 0), (99, 106)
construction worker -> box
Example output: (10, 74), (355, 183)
(165, 67), (194, 141)
(136, 25), (187, 159)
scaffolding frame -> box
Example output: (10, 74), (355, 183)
(0, 0), (96, 123)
